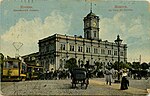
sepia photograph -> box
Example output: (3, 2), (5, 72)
(0, 0), (150, 95)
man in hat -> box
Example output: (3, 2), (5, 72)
(104, 67), (112, 85)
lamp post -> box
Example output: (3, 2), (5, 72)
(114, 35), (122, 83)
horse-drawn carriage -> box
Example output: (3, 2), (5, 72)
(132, 69), (148, 80)
(71, 68), (89, 89)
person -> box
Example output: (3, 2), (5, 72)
(110, 68), (116, 82)
(104, 67), (112, 85)
(120, 71), (129, 90)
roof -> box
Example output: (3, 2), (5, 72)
(87, 12), (96, 17)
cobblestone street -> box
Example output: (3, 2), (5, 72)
(1, 78), (150, 96)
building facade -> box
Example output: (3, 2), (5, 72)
(22, 52), (39, 66)
(38, 11), (127, 71)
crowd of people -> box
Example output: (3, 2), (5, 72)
(38, 70), (71, 80)
(34, 67), (149, 90)
(103, 67), (130, 90)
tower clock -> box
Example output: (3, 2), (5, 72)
(83, 11), (99, 40)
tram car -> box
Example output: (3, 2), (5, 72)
(71, 68), (89, 89)
(26, 65), (44, 80)
(2, 57), (27, 81)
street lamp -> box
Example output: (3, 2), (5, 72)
(114, 35), (122, 83)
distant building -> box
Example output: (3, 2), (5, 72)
(0, 53), (4, 63)
(22, 52), (39, 66)
(38, 10), (127, 71)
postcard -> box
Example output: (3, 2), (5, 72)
(0, 0), (150, 95)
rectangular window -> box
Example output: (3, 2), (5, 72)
(70, 45), (74, 51)
(121, 52), (123, 56)
(108, 50), (111, 55)
(63, 45), (65, 50)
(94, 31), (96, 37)
(78, 46), (83, 52)
(72, 46), (74, 51)
(86, 46), (90, 53)
(94, 48), (98, 54)
(114, 51), (117, 56)
(88, 48), (90, 53)
(101, 49), (105, 54)
(81, 47), (83, 52)
(46, 46), (49, 52)
(78, 46), (80, 52)
(70, 45), (72, 51)
(4, 61), (19, 68)
(86, 47), (88, 53)
(61, 44), (65, 50)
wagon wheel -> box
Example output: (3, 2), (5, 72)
(71, 82), (74, 88)
(81, 80), (84, 89)
(85, 79), (89, 89)
(71, 80), (74, 88)
(72, 79), (77, 88)
(81, 79), (88, 89)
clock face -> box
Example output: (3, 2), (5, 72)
(93, 21), (97, 27)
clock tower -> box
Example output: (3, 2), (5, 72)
(83, 8), (99, 40)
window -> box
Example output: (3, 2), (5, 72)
(72, 46), (74, 51)
(86, 47), (88, 53)
(81, 47), (83, 52)
(78, 46), (80, 52)
(86, 46), (90, 53)
(101, 49), (105, 54)
(114, 51), (117, 56)
(46, 46), (49, 52)
(86, 31), (90, 38)
(70, 45), (74, 51)
(121, 52), (123, 56)
(78, 46), (83, 52)
(94, 31), (96, 37)
(4, 61), (19, 68)
(94, 48), (98, 54)
(108, 50), (111, 55)
(61, 44), (65, 50)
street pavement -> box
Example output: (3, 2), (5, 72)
(90, 78), (150, 95)
(1, 78), (150, 96)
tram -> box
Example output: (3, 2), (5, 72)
(26, 64), (44, 80)
(1, 55), (44, 81)
(2, 57), (27, 81)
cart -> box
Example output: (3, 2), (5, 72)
(71, 68), (89, 89)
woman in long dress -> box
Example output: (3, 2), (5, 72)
(120, 72), (129, 90)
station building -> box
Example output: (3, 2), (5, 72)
(38, 10), (127, 71)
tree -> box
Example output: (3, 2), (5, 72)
(124, 62), (132, 69)
(95, 62), (103, 70)
(112, 61), (118, 70)
(132, 62), (141, 69)
(0, 53), (4, 77)
(64, 58), (78, 70)
(112, 61), (131, 70)
(141, 62), (149, 70)
(112, 61), (124, 70)
(120, 61), (124, 69)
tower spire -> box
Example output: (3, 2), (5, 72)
(90, 2), (92, 12)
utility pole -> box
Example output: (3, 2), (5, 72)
(139, 55), (141, 64)
(12, 42), (23, 58)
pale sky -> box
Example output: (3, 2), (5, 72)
(0, 0), (150, 63)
